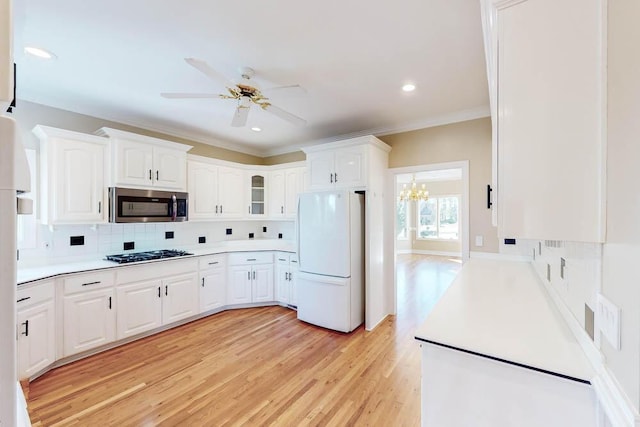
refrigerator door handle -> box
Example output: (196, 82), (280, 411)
(296, 196), (301, 269)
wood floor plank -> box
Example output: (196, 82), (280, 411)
(26, 254), (461, 426)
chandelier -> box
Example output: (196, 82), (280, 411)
(399, 175), (429, 202)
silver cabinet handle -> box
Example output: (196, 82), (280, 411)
(215, 205), (219, 214)
(165, 285), (168, 296)
(330, 173), (333, 183)
(208, 261), (219, 265)
(82, 281), (101, 287)
(158, 287), (161, 298)
(248, 271), (251, 280)
(16, 297), (31, 303)
(149, 169), (152, 180)
(281, 206), (284, 214)
(156, 170), (159, 181)
(98, 201), (101, 214)
(220, 205), (223, 214)
(285, 272), (289, 281)
(248, 206), (251, 214)
(252, 271), (256, 280)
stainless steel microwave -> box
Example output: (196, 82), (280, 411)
(108, 187), (188, 223)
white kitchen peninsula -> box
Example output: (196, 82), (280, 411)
(415, 259), (599, 427)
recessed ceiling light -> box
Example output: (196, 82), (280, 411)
(24, 46), (56, 59)
(402, 83), (416, 92)
(251, 127), (262, 132)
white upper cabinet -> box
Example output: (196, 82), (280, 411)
(481, 0), (605, 242)
(97, 127), (191, 191)
(268, 166), (304, 219)
(303, 136), (389, 191)
(34, 125), (108, 225)
(187, 158), (244, 220)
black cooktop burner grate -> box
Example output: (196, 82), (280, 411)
(105, 249), (192, 264)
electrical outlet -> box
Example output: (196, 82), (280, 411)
(597, 294), (621, 350)
(475, 235), (483, 247)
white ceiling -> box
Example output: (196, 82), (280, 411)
(13, 0), (489, 157)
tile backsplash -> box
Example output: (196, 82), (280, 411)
(18, 220), (295, 267)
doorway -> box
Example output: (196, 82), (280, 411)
(383, 161), (469, 317)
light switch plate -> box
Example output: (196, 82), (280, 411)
(475, 235), (483, 247)
(597, 294), (621, 350)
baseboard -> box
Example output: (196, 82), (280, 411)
(470, 251), (531, 262)
(536, 263), (640, 427)
(396, 249), (412, 254)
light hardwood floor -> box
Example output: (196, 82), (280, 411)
(26, 254), (462, 426)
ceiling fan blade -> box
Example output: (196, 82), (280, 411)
(262, 84), (307, 96)
(184, 58), (235, 88)
(160, 92), (222, 99)
(263, 104), (307, 126)
(231, 105), (250, 127)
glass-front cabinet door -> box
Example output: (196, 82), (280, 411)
(248, 173), (266, 217)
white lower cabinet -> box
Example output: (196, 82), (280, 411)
(199, 255), (227, 313)
(116, 259), (199, 340)
(16, 281), (56, 380)
(116, 279), (163, 339)
(227, 252), (274, 305)
(62, 271), (116, 357)
(275, 252), (298, 307)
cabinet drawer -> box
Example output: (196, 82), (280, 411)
(17, 280), (55, 308)
(116, 258), (198, 284)
(275, 252), (290, 264)
(64, 271), (115, 294)
(198, 254), (226, 270)
(228, 251), (273, 266)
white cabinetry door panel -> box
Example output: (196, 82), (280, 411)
(200, 267), (226, 313)
(17, 300), (55, 379)
(153, 147), (185, 190)
(218, 166), (244, 218)
(55, 140), (105, 223)
(308, 152), (334, 189)
(116, 280), (162, 339)
(275, 263), (289, 304)
(162, 273), (198, 324)
(227, 266), (252, 305)
(495, 0), (604, 242)
(115, 140), (154, 187)
(63, 289), (115, 357)
(188, 162), (219, 219)
(252, 264), (274, 303)
(269, 170), (286, 217)
(334, 149), (364, 189)
(285, 168), (303, 217)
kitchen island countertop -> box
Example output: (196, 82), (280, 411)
(414, 258), (594, 383)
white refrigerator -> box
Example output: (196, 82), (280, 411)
(296, 190), (364, 333)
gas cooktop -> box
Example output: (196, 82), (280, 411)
(105, 249), (192, 264)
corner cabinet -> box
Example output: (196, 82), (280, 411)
(16, 280), (56, 380)
(34, 125), (109, 225)
(247, 172), (267, 217)
(481, 0), (605, 242)
(268, 166), (304, 219)
(96, 127), (192, 191)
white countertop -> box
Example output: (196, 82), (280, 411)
(415, 259), (594, 383)
(17, 239), (295, 285)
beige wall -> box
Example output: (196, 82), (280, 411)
(381, 117), (497, 253)
(13, 101), (264, 164)
(601, 0), (640, 409)
(262, 151), (306, 165)
(397, 180), (463, 254)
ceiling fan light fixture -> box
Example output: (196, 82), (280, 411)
(402, 83), (416, 92)
(251, 127), (262, 132)
(24, 46), (56, 59)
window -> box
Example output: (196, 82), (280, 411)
(396, 200), (409, 240)
(417, 196), (459, 240)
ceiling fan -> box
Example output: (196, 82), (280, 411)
(161, 58), (307, 128)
